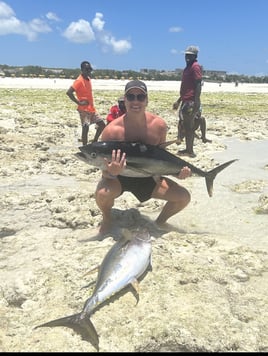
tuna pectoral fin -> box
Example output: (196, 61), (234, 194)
(131, 278), (140, 305)
(34, 313), (99, 351)
(205, 159), (238, 197)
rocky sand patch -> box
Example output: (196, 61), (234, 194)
(0, 82), (268, 351)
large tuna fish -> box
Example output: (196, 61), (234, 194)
(34, 228), (152, 350)
(76, 141), (237, 197)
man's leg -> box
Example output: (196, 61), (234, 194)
(177, 120), (185, 144)
(200, 116), (212, 143)
(82, 124), (89, 145)
(177, 108), (185, 144)
(182, 112), (196, 156)
(152, 177), (191, 225)
(95, 177), (122, 234)
(79, 111), (90, 145)
(177, 103), (196, 157)
(193, 118), (201, 139)
(93, 120), (106, 142)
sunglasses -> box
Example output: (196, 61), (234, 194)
(125, 93), (147, 102)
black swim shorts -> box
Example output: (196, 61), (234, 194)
(117, 176), (158, 202)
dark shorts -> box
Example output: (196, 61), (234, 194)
(179, 101), (202, 122)
(117, 176), (157, 202)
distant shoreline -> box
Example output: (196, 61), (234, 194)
(1, 77), (268, 93)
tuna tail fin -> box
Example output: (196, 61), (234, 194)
(205, 159), (238, 197)
(34, 312), (99, 351)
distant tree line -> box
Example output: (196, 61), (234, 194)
(0, 64), (267, 84)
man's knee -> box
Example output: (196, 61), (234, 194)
(95, 188), (113, 209)
(171, 186), (191, 210)
(82, 123), (89, 130)
(95, 181), (121, 202)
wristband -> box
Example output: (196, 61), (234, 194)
(103, 173), (117, 180)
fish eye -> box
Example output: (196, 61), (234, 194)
(91, 152), (97, 158)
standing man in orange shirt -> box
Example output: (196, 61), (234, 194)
(66, 61), (105, 145)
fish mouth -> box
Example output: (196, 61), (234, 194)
(75, 152), (88, 162)
(132, 227), (151, 241)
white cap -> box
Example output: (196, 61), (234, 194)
(184, 45), (199, 55)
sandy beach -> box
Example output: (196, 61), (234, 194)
(1, 76), (268, 93)
(0, 78), (267, 352)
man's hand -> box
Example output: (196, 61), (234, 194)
(103, 149), (126, 176)
(173, 97), (181, 111)
(178, 166), (192, 179)
(79, 100), (89, 105)
(173, 101), (179, 110)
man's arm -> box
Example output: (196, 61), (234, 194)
(194, 80), (202, 108)
(66, 86), (79, 104)
(66, 86), (88, 106)
(172, 96), (181, 110)
(191, 80), (202, 118)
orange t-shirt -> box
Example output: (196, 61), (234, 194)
(72, 74), (96, 113)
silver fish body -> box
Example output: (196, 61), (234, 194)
(76, 141), (238, 197)
(82, 228), (152, 317)
(34, 228), (152, 350)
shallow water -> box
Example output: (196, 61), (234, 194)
(213, 138), (268, 186)
(166, 139), (268, 251)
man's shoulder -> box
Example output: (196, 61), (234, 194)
(191, 61), (201, 68)
(146, 111), (165, 120)
(101, 120), (124, 140)
(191, 61), (202, 78)
(73, 74), (82, 85)
(74, 74), (82, 80)
(146, 111), (167, 128)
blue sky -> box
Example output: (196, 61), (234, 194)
(0, 0), (268, 76)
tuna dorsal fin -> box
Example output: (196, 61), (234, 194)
(159, 138), (181, 149)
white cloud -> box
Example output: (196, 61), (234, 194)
(92, 12), (105, 31)
(0, 1), (52, 41)
(100, 34), (132, 54)
(171, 49), (178, 55)
(46, 12), (61, 22)
(63, 12), (132, 54)
(91, 12), (131, 54)
(29, 18), (51, 34)
(169, 26), (183, 33)
(63, 19), (95, 43)
(110, 38), (132, 54)
(0, 3), (132, 54)
(0, 1), (14, 18)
